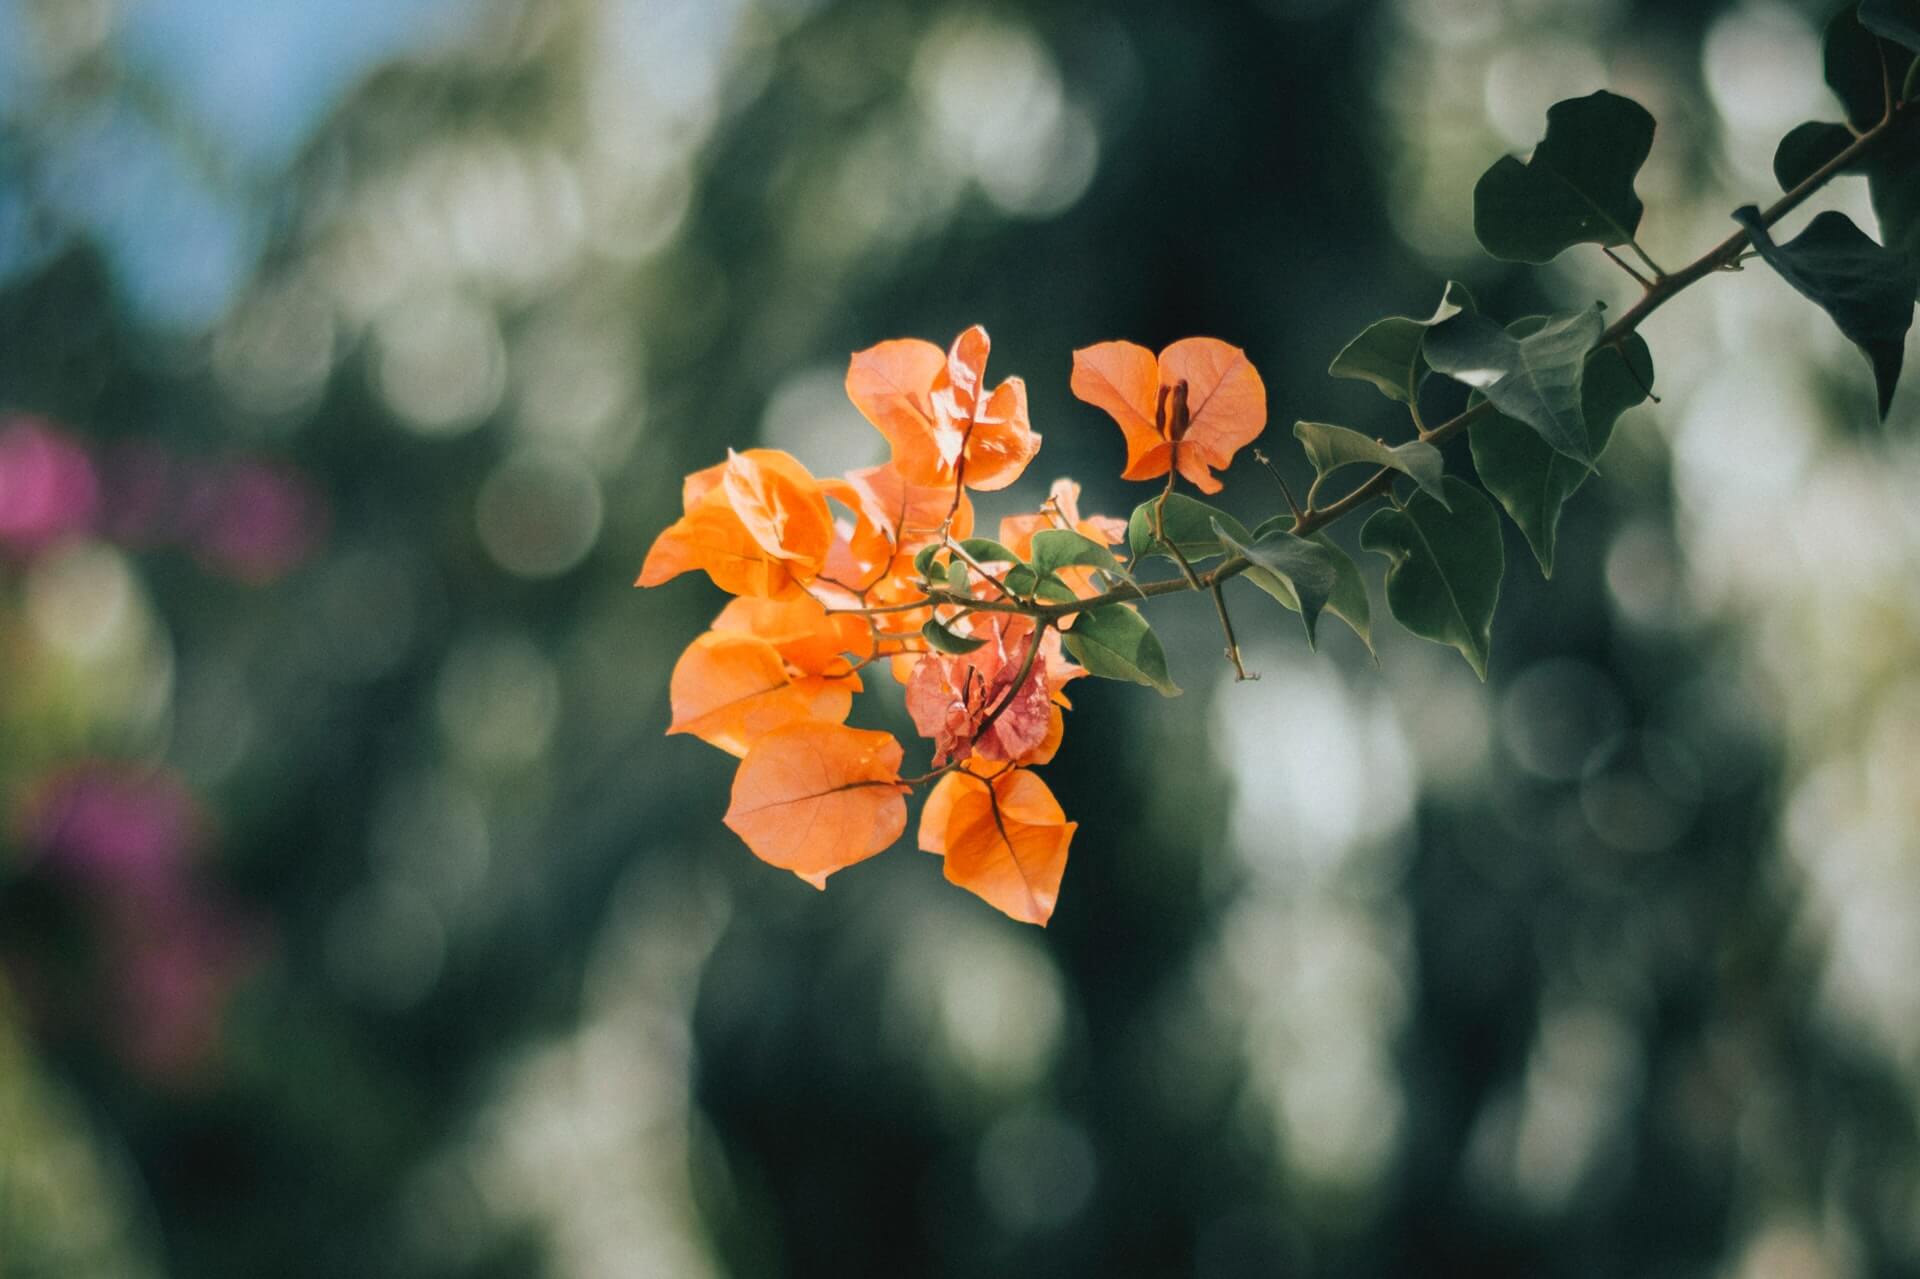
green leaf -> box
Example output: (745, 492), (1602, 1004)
(1212, 519), (1338, 646)
(1766, 113), (1920, 295)
(945, 559), (972, 595)
(1733, 206), (1916, 417)
(921, 618), (986, 654)
(1293, 421), (1449, 507)
(913, 543), (943, 580)
(1032, 575), (1081, 605)
(1863, 0), (1920, 54)
(1469, 329), (1654, 577)
(1827, 4), (1909, 127)
(1472, 90), (1655, 264)
(1327, 280), (1476, 404)
(1126, 494), (1250, 566)
(1360, 479), (1504, 680)
(1029, 528), (1124, 579)
(1773, 120), (1855, 189)
(1772, 115), (1920, 289)
(956, 537), (1022, 566)
(1063, 604), (1180, 697)
(1243, 520), (1375, 656)
(1424, 305), (1605, 465)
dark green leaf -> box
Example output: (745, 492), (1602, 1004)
(1863, 0), (1920, 54)
(1472, 90), (1655, 263)
(1327, 280), (1475, 404)
(913, 543), (943, 580)
(1126, 494), (1250, 566)
(1213, 519), (1338, 646)
(1033, 575), (1081, 605)
(1773, 115), (1920, 288)
(1293, 421), (1448, 507)
(1469, 329), (1654, 577)
(921, 618), (986, 654)
(1733, 206), (1916, 417)
(1360, 479), (1504, 680)
(1029, 528), (1124, 579)
(1063, 604), (1180, 696)
(1828, 3), (1907, 126)
(956, 537), (1022, 566)
(1243, 521), (1373, 655)
(1773, 120), (1856, 190)
(1424, 305), (1605, 465)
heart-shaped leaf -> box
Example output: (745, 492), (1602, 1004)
(1212, 518), (1340, 646)
(1029, 528), (1125, 580)
(1774, 120), (1857, 190)
(1469, 330), (1654, 577)
(956, 537), (1023, 566)
(1328, 280), (1476, 404)
(1244, 521), (1376, 658)
(1734, 206), (1917, 417)
(1424, 305), (1605, 465)
(1360, 479), (1504, 680)
(1063, 603), (1180, 696)
(1773, 115), (1920, 285)
(921, 617), (988, 654)
(1293, 421), (1449, 507)
(1473, 91), (1655, 264)
(1126, 494), (1251, 566)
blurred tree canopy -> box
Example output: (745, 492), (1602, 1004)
(3, 0), (1919, 1277)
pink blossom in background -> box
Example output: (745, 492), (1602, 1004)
(189, 457), (324, 583)
(19, 762), (206, 893)
(14, 761), (265, 1085)
(0, 416), (325, 578)
(0, 415), (99, 553)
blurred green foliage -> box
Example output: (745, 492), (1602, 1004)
(3, 1), (1920, 1277)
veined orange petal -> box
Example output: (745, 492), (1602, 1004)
(845, 462), (972, 552)
(1071, 340), (1165, 476)
(1158, 338), (1265, 491)
(725, 723), (907, 888)
(639, 498), (804, 597)
(930, 324), (992, 431)
(668, 632), (853, 757)
(847, 338), (949, 486)
(720, 450), (835, 569)
(711, 594), (868, 679)
(961, 376), (1040, 491)
(1121, 440), (1176, 486)
(918, 770), (1074, 926)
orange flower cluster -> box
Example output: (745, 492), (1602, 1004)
(640, 324), (1265, 925)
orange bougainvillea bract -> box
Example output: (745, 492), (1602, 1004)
(846, 325), (1040, 493)
(1069, 337), (1267, 494)
(638, 323), (1268, 925)
(724, 722), (907, 888)
(919, 769), (1075, 927)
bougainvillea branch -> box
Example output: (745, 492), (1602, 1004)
(641, 6), (1919, 924)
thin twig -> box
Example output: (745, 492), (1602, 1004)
(1210, 581), (1257, 680)
(973, 620), (1049, 744)
(1252, 449), (1303, 524)
(1603, 245), (1655, 290)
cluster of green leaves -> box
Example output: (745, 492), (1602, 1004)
(1076, 1), (1919, 686)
